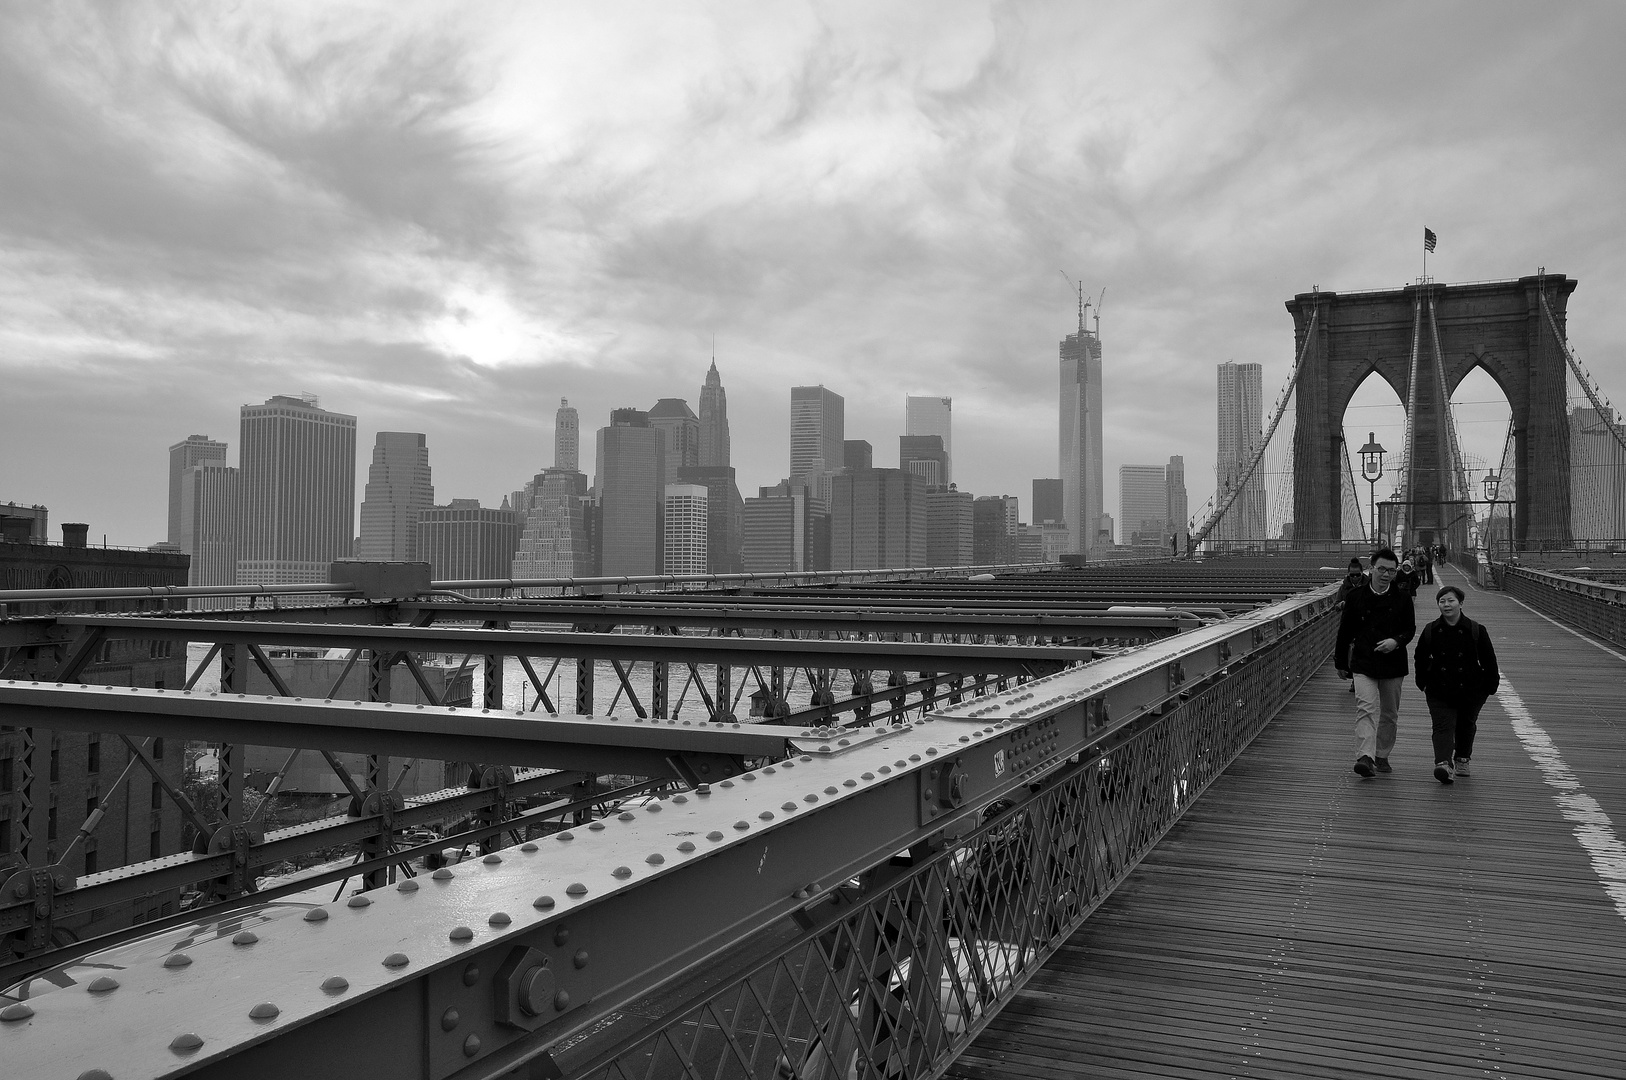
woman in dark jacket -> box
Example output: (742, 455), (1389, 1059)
(1414, 585), (1499, 784)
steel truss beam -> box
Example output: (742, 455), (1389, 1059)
(0, 586), (1337, 1080)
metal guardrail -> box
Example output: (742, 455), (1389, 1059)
(1, 584), (1338, 1079)
(1502, 567), (1626, 649)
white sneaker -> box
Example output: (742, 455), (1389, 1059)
(1454, 757), (1471, 778)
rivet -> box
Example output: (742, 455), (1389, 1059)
(672, 795), (688, 804)
(398, 879), (419, 892)
(824, 786), (838, 795)
(733, 821), (750, 830)
(566, 882), (588, 895)
(743, 774), (756, 782)
(553, 990), (571, 1011)
(249, 1002), (280, 1021)
(645, 803), (662, 813)
(617, 812), (635, 822)
(759, 811), (775, 821)
(463, 1034), (482, 1057)
(462, 963), (481, 986)
(910, 755), (922, 762)
(304, 907), (330, 921)
(348, 895), (372, 908)
(720, 780), (734, 788)
(799, 755), (813, 763)
(574, 948), (589, 969)
(441, 1007), (461, 1032)
(782, 802), (797, 811)
(838, 738), (850, 746)
(383, 952), (409, 968)
(588, 821), (606, 831)
(433, 868), (455, 880)
(233, 931), (258, 946)
(163, 952), (191, 968)
(450, 926), (474, 942)
(87, 976), (119, 994)
(1, 1002), (35, 1022)
(879, 766), (891, 775)
(677, 841), (695, 852)
(707, 831), (724, 841)
(534, 895), (556, 909)
(818, 744), (831, 752)
(844, 779), (857, 787)
(958, 736), (969, 743)
(927, 747), (939, 755)
(612, 866), (632, 878)
(862, 772), (875, 780)
(646, 853), (665, 864)
(489, 912), (511, 926)
(77, 1071), (113, 1080)
(763, 766), (777, 775)
(483, 853), (502, 865)
(521, 842), (539, 852)
(557, 832), (574, 841)
(169, 1033), (204, 1053)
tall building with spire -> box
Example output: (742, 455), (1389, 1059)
(1215, 362), (1266, 542)
(555, 398), (579, 472)
(1059, 290), (1105, 554)
(358, 432), (434, 562)
(699, 360), (730, 467)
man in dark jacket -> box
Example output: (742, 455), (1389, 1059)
(1335, 548), (1416, 778)
(1414, 585), (1500, 784)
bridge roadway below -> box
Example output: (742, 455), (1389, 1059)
(951, 565), (1626, 1079)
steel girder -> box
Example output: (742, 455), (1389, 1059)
(0, 585), (1338, 1080)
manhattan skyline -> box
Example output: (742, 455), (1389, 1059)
(2, 4), (1623, 546)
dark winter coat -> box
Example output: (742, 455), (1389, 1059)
(1335, 583), (1417, 679)
(1414, 614), (1500, 705)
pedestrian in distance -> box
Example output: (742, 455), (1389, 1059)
(1414, 585), (1499, 784)
(1335, 548), (1417, 778)
(1335, 556), (1366, 694)
(1393, 553), (1421, 599)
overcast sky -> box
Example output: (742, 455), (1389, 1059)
(3, 1), (1623, 547)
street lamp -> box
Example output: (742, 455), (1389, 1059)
(1358, 432), (1386, 546)
(1482, 469), (1501, 561)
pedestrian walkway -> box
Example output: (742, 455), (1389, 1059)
(948, 565), (1626, 1079)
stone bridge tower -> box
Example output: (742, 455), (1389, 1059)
(1286, 274), (1575, 548)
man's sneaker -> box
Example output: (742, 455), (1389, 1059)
(1375, 758), (1392, 774)
(1453, 757), (1471, 778)
(1354, 756), (1376, 778)
(1434, 760), (1455, 785)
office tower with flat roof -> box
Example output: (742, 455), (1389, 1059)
(1216, 361), (1266, 542)
(791, 385), (845, 485)
(662, 484), (710, 575)
(555, 398), (579, 472)
(649, 398), (700, 487)
(676, 465), (744, 574)
(236, 395), (356, 585)
(900, 435), (948, 489)
(843, 440), (873, 472)
(1120, 464), (1168, 547)
(925, 487), (973, 566)
(829, 469), (926, 570)
(743, 480), (827, 573)
(699, 361), (730, 467)
(416, 499), (520, 586)
(512, 468), (593, 583)
(1166, 455), (1189, 551)
(595, 409), (665, 576)
(905, 396), (952, 485)
(1032, 478), (1063, 525)
(357, 432), (434, 562)
(1059, 308), (1105, 553)
(168, 435), (227, 551)
(178, 462), (239, 597)
(973, 495), (1019, 565)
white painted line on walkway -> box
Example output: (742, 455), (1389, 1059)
(1497, 677), (1626, 923)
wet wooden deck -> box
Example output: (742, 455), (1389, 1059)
(949, 566), (1626, 1079)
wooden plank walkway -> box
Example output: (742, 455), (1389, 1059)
(949, 565), (1626, 1079)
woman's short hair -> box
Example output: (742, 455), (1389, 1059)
(1436, 585), (1466, 602)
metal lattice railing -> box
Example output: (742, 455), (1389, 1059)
(558, 607), (1338, 1080)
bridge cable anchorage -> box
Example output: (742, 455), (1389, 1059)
(1189, 305), (1319, 549)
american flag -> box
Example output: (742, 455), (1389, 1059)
(1424, 228), (1437, 252)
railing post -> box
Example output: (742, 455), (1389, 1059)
(362, 650), (393, 889)
(576, 657), (594, 715)
(714, 663), (734, 723)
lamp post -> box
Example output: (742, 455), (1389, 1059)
(1482, 469), (1501, 562)
(1358, 432), (1386, 546)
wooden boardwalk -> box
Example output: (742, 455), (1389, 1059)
(949, 566), (1626, 1079)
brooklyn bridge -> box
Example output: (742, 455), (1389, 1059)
(3, 272), (1624, 1079)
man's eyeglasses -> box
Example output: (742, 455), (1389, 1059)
(1372, 564), (1398, 573)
